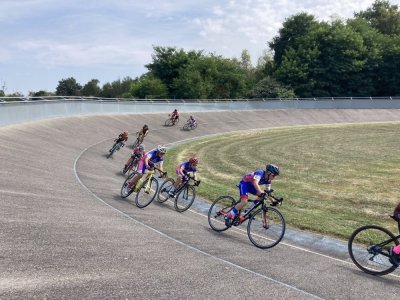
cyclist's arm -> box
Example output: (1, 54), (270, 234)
(252, 180), (263, 196)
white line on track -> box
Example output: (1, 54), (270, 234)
(73, 139), (324, 299)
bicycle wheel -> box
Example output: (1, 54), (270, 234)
(157, 178), (175, 203)
(247, 207), (286, 249)
(165, 119), (173, 126)
(120, 177), (134, 199)
(132, 138), (140, 149)
(135, 177), (159, 208)
(183, 123), (190, 131)
(348, 225), (399, 276)
(174, 185), (196, 212)
(208, 196), (237, 232)
(107, 144), (117, 158)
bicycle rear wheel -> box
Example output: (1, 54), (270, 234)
(135, 177), (159, 208)
(247, 207), (285, 249)
(208, 196), (237, 232)
(348, 225), (399, 276)
(157, 178), (175, 203)
(174, 185), (196, 212)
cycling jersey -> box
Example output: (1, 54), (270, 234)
(117, 133), (128, 142)
(176, 161), (197, 176)
(239, 170), (271, 199)
(131, 148), (145, 159)
(137, 149), (164, 174)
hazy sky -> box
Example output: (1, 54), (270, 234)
(1, 0), (397, 95)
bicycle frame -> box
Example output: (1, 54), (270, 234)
(174, 177), (199, 194)
(231, 193), (283, 226)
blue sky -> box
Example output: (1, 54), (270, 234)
(1, 0), (397, 95)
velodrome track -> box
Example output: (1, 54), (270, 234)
(1, 109), (400, 299)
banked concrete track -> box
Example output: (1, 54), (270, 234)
(1, 109), (400, 299)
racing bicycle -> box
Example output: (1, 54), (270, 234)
(157, 175), (201, 212)
(208, 190), (285, 249)
(107, 140), (124, 159)
(122, 156), (140, 176)
(165, 115), (180, 127)
(348, 214), (400, 276)
(183, 119), (197, 131)
(120, 167), (166, 208)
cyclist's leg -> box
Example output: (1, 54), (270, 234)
(128, 160), (146, 188)
(226, 182), (249, 220)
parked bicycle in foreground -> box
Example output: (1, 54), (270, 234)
(348, 204), (400, 276)
(120, 166), (165, 208)
(157, 175), (201, 212)
(208, 190), (285, 249)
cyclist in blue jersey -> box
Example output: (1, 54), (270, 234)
(225, 164), (280, 227)
(168, 156), (199, 197)
(126, 145), (167, 190)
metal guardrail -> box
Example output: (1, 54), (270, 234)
(0, 96), (400, 103)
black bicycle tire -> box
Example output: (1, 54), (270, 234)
(165, 119), (173, 126)
(174, 185), (196, 212)
(247, 207), (286, 249)
(120, 176), (134, 199)
(208, 196), (237, 232)
(135, 177), (159, 208)
(183, 123), (189, 131)
(348, 224), (399, 276)
(157, 178), (175, 203)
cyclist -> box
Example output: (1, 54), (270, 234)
(168, 156), (199, 197)
(225, 163), (280, 227)
(123, 143), (145, 173)
(188, 115), (197, 127)
(109, 130), (128, 152)
(389, 203), (400, 265)
(169, 109), (180, 125)
(136, 124), (149, 144)
(126, 145), (167, 191)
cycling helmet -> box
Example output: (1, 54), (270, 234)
(157, 145), (167, 154)
(266, 164), (280, 176)
(189, 157), (199, 165)
(138, 144), (145, 150)
(174, 109), (177, 112)
(143, 124), (148, 130)
(123, 130), (129, 135)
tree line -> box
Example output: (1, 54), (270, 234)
(2, 0), (399, 99)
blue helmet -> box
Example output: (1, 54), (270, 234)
(266, 164), (280, 176)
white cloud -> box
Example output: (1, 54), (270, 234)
(1, 0), (399, 95)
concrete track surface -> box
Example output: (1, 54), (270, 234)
(1, 109), (400, 299)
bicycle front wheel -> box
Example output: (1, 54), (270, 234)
(165, 119), (173, 126)
(348, 225), (399, 276)
(247, 207), (286, 249)
(135, 177), (159, 208)
(157, 178), (175, 203)
(120, 177), (134, 199)
(208, 196), (237, 232)
(174, 185), (196, 212)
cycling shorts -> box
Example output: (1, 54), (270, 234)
(238, 181), (257, 200)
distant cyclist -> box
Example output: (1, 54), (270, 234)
(169, 109), (180, 125)
(126, 145), (167, 191)
(189, 115), (197, 127)
(109, 130), (128, 152)
(168, 156), (199, 197)
(123, 143), (145, 173)
(225, 164), (280, 227)
(136, 124), (149, 144)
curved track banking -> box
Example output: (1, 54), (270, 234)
(1, 109), (400, 299)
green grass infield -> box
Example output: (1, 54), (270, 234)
(164, 122), (400, 240)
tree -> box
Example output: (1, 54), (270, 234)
(56, 77), (82, 96)
(355, 0), (400, 35)
(145, 46), (203, 95)
(81, 79), (101, 96)
(130, 74), (168, 99)
(248, 76), (296, 99)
